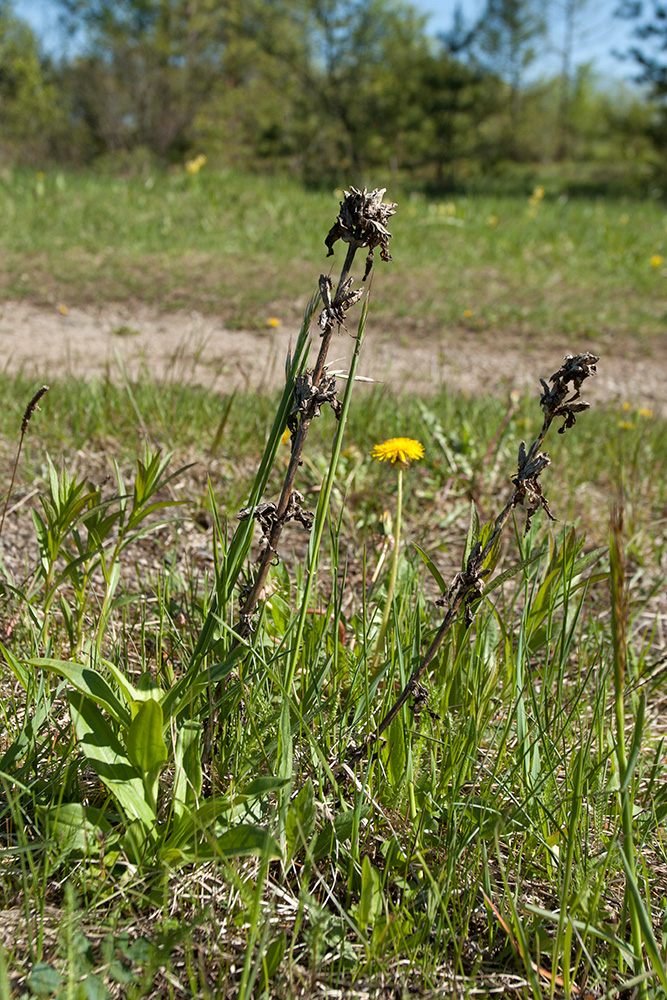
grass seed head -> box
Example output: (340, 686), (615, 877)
(21, 384), (49, 435)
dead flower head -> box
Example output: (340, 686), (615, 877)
(325, 187), (397, 279)
(540, 352), (599, 434)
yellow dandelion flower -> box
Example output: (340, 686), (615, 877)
(618, 421), (635, 430)
(372, 437), (424, 466)
(58, 303), (68, 315)
(463, 309), (473, 319)
(638, 407), (653, 418)
(650, 254), (664, 267)
(622, 402), (632, 411)
(185, 154), (207, 174)
(267, 317), (281, 328)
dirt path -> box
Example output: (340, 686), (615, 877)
(2, 299), (665, 412)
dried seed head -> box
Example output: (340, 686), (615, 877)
(21, 385), (49, 434)
(540, 352), (598, 433)
(325, 187), (397, 279)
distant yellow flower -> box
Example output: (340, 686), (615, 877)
(185, 154), (207, 174)
(622, 401), (632, 411)
(58, 303), (68, 315)
(638, 407), (654, 418)
(267, 317), (281, 328)
(488, 215), (498, 227)
(36, 171), (45, 180)
(463, 309), (473, 319)
(533, 185), (545, 200)
(650, 254), (664, 267)
(372, 437), (424, 466)
(618, 421), (635, 430)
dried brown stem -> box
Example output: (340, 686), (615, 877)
(0, 385), (49, 545)
(352, 353), (599, 759)
(235, 188), (396, 640)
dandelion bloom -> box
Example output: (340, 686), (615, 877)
(267, 317), (281, 327)
(638, 407), (653, 418)
(650, 254), (664, 267)
(372, 437), (424, 466)
(185, 154), (207, 174)
(618, 421), (635, 430)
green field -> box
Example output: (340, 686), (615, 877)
(1, 176), (667, 999)
(1, 167), (666, 346)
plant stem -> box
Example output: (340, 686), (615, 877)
(236, 242), (358, 638)
(610, 502), (647, 997)
(371, 464), (403, 671)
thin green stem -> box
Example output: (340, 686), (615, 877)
(371, 464), (403, 672)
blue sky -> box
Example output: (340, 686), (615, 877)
(15, 0), (639, 85)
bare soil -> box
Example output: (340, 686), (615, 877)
(2, 298), (665, 411)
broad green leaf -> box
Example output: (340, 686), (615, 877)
(126, 699), (168, 776)
(37, 802), (111, 856)
(413, 543), (447, 595)
(215, 824), (281, 860)
(28, 962), (62, 997)
(243, 776), (292, 798)
(262, 932), (286, 989)
(173, 721), (202, 817)
(31, 658), (131, 728)
(0, 643), (30, 689)
(285, 779), (316, 859)
(68, 692), (155, 828)
(334, 806), (370, 842)
(104, 660), (138, 706)
(462, 500), (480, 569)
(387, 716), (406, 789)
(479, 519), (502, 576)
(359, 855), (382, 930)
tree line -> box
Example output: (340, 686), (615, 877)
(1, 0), (666, 190)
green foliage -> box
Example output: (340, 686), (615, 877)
(3, 188), (667, 997)
(0, 6), (68, 162)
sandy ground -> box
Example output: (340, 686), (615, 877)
(1, 298), (665, 411)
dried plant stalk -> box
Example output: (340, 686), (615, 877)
(235, 188), (396, 638)
(352, 353), (599, 759)
(0, 385), (49, 543)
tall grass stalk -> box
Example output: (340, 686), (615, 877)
(0, 385), (48, 542)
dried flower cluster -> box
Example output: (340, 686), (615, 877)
(325, 186), (397, 280)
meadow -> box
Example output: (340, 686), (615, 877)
(1, 172), (667, 999)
